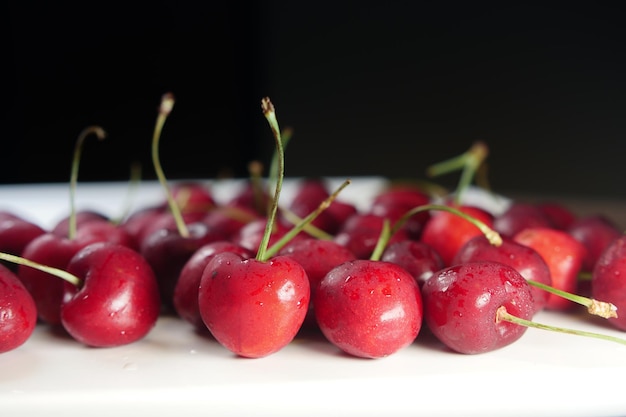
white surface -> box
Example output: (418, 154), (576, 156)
(1, 178), (625, 417)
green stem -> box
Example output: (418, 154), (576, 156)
(527, 280), (617, 319)
(497, 306), (626, 347)
(0, 252), (82, 287)
(369, 219), (391, 262)
(68, 126), (106, 240)
(426, 141), (489, 206)
(256, 98), (285, 261)
(390, 203), (502, 246)
(152, 93), (189, 238)
(264, 179), (351, 259)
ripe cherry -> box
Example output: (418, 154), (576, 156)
(492, 202), (554, 238)
(381, 240), (444, 288)
(452, 235), (552, 314)
(314, 258), (423, 358)
(592, 235), (626, 331)
(568, 215), (622, 273)
(513, 227), (586, 311)
(422, 261), (535, 354)
(0, 263), (37, 354)
(173, 241), (253, 329)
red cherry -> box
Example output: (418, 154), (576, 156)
(231, 217), (307, 254)
(51, 210), (109, 238)
(61, 242), (161, 347)
(381, 240), (444, 288)
(314, 259), (423, 358)
(420, 204), (494, 266)
(369, 186), (431, 239)
(537, 202), (577, 230)
(422, 261), (535, 354)
(17, 233), (82, 325)
(74, 219), (138, 251)
(0, 263), (37, 354)
(278, 238), (357, 329)
(493, 202), (554, 238)
(452, 235), (552, 314)
(0, 214), (46, 271)
(140, 222), (227, 312)
(173, 241), (253, 329)
(567, 215), (622, 272)
(168, 181), (216, 215)
(592, 235), (626, 331)
(202, 205), (260, 240)
(198, 252), (310, 358)
(333, 213), (410, 260)
(513, 227), (586, 311)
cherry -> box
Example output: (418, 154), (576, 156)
(513, 227), (586, 311)
(369, 184), (431, 240)
(278, 238), (357, 329)
(201, 205), (260, 240)
(314, 258), (423, 358)
(452, 235), (552, 314)
(61, 242), (161, 347)
(230, 217), (307, 254)
(17, 233), (82, 325)
(173, 241), (253, 329)
(333, 213), (410, 260)
(492, 202), (554, 238)
(567, 215), (622, 273)
(536, 201), (577, 231)
(52, 210), (110, 238)
(421, 261), (535, 354)
(420, 204), (494, 266)
(198, 98), (310, 358)
(0, 263), (37, 354)
(592, 235), (626, 331)
(380, 240), (444, 288)
(0, 213), (46, 271)
(168, 181), (216, 215)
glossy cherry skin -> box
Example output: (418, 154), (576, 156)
(52, 210), (109, 238)
(61, 242), (161, 347)
(420, 204), (494, 266)
(18, 233), (82, 325)
(202, 205), (260, 241)
(278, 238), (357, 328)
(381, 240), (444, 288)
(592, 235), (626, 331)
(74, 219), (138, 251)
(230, 217), (308, 254)
(198, 252), (310, 358)
(314, 259), (423, 358)
(513, 227), (586, 311)
(140, 222), (227, 312)
(0, 264), (38, 354)
(173, 241), (253, 329)
(369, 186), (431, 240)
(333, 213), (410, 260)
(169, 181), (216, 215)
(567, 215), (622, 272)
(0, 215), (46, 272)
(422, 261), (535, 354)
(537, 202), (577, 231)
(493, 202), (554, 238)
(452, 235), (552, 314)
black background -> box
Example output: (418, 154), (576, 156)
(5, 2), (626, 198)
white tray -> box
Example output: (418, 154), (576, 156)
(1, 179), (625, 417)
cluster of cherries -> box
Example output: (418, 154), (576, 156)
(1, 95), (626, 359)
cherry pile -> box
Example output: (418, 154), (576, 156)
(1, 95), (626, 359)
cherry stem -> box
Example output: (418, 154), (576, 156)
(279, 208), (334, 240)
(426, 140), (489, 205)
(263, 179), (351, 260)
(151, 93), (189, 238)
(370, 219), (392, 262)
(497, 306), (626, 347)
(113, 161), (143, 225)
(389, 203), (502, 246)
(256, 97), (285, 262)
(68, 126), (107, 240)
(247, 160), (268, 216)
(526, 279), (618, 319)
(0, 252), (81, 287)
